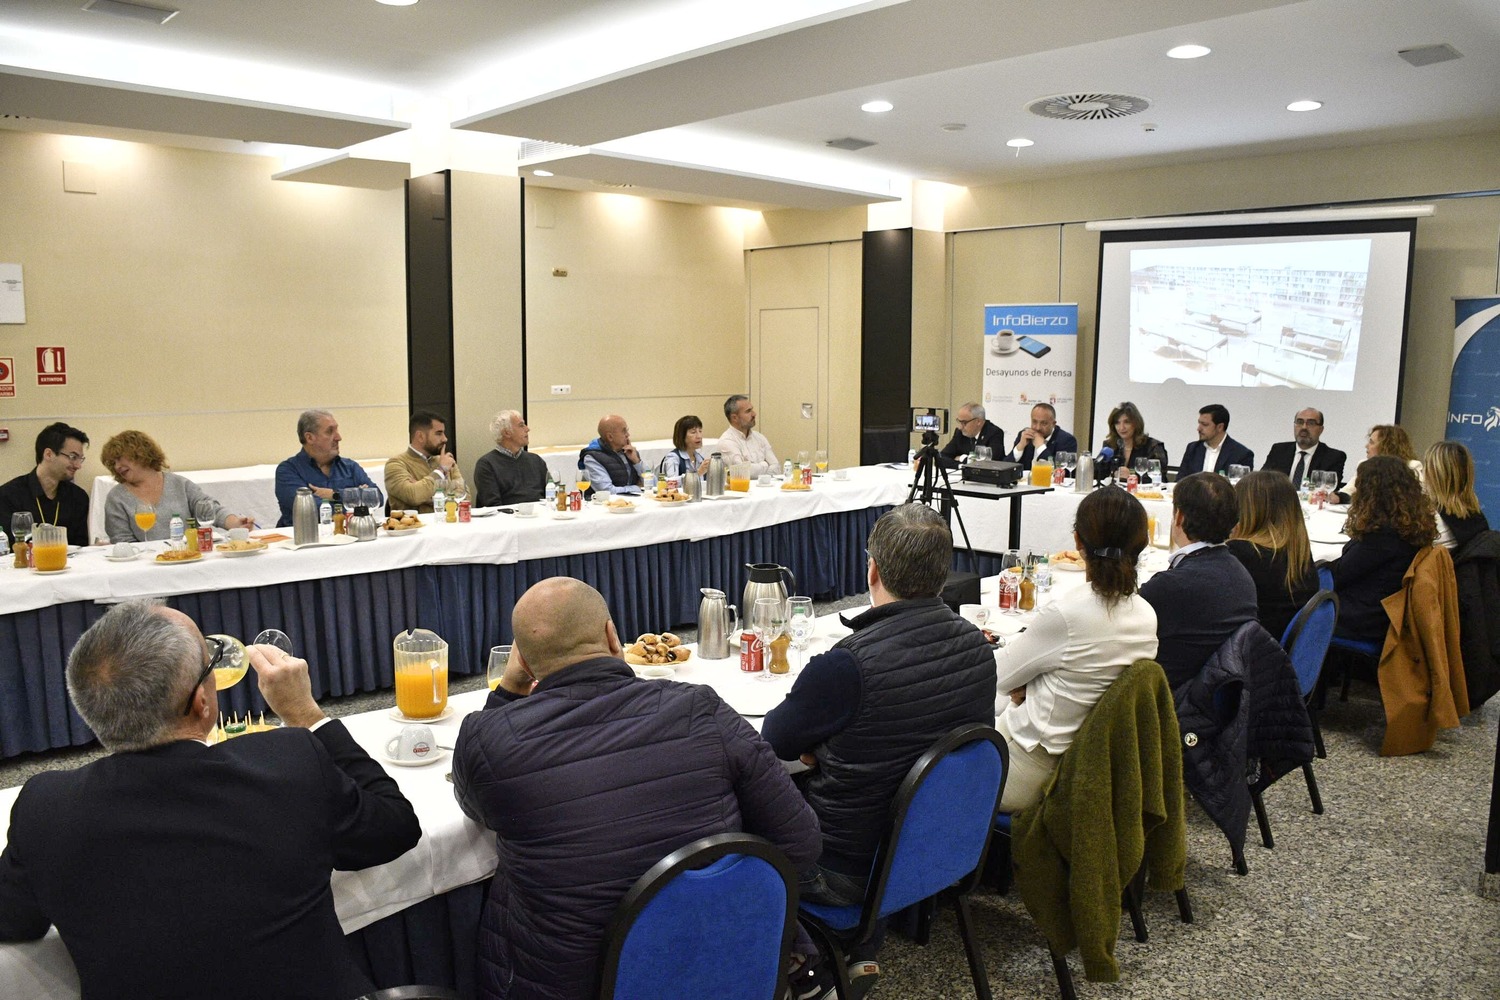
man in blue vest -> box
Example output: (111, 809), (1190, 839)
(579, 414), (646, 496)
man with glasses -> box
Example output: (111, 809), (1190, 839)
(0, 422), (92, 546)
(0, 600), (421, 1000)
(936, 402), (1005, 470)
(1261, 407), (1347, 488)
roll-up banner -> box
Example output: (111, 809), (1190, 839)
(1448, 296), (1500, 518)
(982, 303), (1079, 449)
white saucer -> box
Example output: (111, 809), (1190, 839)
(32, 566), (71, 575)
(552, 511), (578, 520)
(706, 492), (746, 501)
(469, 507), (501, 518)
(104, 552), (139, 563)
(388, 705), (455, 723)
(383, 747), (449, 768)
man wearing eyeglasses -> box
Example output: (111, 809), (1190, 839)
(935, 402), (1005, 470)
(0, 422), (92, 547)
(0, 600), (422, 1000)
(1261, 407), (1347, 488)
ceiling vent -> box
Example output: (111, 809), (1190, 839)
(825, 137), (876, 151)
(1027, 93), (1151, 121)
(1398, 43), (1462, 67)
(518, 139), (583, 161)
(83, 0), (180, 24)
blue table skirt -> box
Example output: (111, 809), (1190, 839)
(0, 506), (890, 757)
(350, 880), (487, 998)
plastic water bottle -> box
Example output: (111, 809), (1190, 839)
(169, 516), (185, 548)
(432, 486), (445, 522)
(545, 479), (557, 505)
(642, 469), (657, 495)
(318, 501), (333, 539)
(1033, 555), (1052, 593)
(782, 459), (793, 480)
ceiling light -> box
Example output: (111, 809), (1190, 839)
(1286, 100), (1323, 112)
(374, 0), (418, 6)
(533, 169), (554, 177)
(861, 100), (893, 114)
(940, 123), (966, 132)
(1005, 138), (1034, 148)
(82, 0), (179, 24)
(1166, 44), (1211, 59)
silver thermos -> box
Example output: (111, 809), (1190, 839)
(683, 469), (703, 502)
(1074, 453), (1094, 493)
(349, 503), (379, 542)
(705, 453), (726, 497)
(292, 487), (320, 546)
(742, 562), (796, 622)
(697, 588), (738, 659)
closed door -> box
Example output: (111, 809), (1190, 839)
(757, 307), (820, 464)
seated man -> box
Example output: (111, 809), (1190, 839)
(473, 409), (550, 507)
(1140, 472), (1259, 688)
(1177, 403), (1255, 476)
(0, 422), (91, 547)
(936, 402), (1005, 470)
(1008, 402), (1078, 470)
(579, 414), (646, 495)
(1261, 406), (1347, 487)
(716, 394), (779, 476)
(453, 577), (820, 1000)
(274, 408), (382, 525)
(385, 409), (464, 514)
(762, 503), (997, 993)
(0, 600), (421, 1000)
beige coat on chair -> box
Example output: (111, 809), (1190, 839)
(1378, 545), (1470, 755)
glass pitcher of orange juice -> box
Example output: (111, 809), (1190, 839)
(1030, 460), (1054, 487)
(31, 524), (68, 572)
(393, 628), (448, 719)
(727, 463), (752, 492)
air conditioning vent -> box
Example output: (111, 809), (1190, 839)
(1398, 43), (1462, 67)
(1027, 93), (1152, 121)
(825, 137), (876, 151)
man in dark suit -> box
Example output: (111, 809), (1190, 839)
(1261, 407), (1347, 487)
(0, 601), (422, 1000)
(936, 402), (1005, 470)
(1177, 403), (1255, 476)
(1140, 473), (1259, 688)
(1007, 402), (1079, 470)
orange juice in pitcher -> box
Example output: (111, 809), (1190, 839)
(393, 629), (449, 719)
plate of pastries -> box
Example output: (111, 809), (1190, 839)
(624, 632), (692, 666)
(381, 512), (424, 535)
(1050, 549), (1085, 571)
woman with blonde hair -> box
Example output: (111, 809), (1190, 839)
(1424, 440), (1489, 549)
(1227, 471), (1318, 639)
(101, 430), (255, 543)
(1100, 401), (1168, 480)
(1331, 456), (1436, 642)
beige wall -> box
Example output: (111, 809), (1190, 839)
(522, 187), (749, 447)
(0, 130), (408, 495)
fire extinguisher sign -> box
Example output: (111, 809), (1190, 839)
(36, 346), (66, 385)
(0, 357), (14, 397)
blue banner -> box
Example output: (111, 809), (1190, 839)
(1448, 297), (1500, 519)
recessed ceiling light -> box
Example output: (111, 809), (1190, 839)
(861, 100), (893, 113)
(1005, 138), (1034, 148)
(375, 0), (418, 6)
(940, 123), (966, 132)
(1167, 44), (1211, 59)
(1287, 100), (1323, 112)
(533, 169), (554, 177)
(83, 0), (179, 24)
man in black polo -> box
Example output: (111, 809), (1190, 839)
(0, 422), (91, 547)
(579, 414), (646, 496)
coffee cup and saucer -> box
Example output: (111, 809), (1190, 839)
(384, 724), (447, 767)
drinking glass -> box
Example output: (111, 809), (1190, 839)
(575, 470), (592, 496)
(814, 450), (829, 474)
(786, 596), (816, 673)
(973, 445), (993, 462)
(254, 629), (294, 656)
(1054, 451), (1073, 479)
(195, 498), (218, 530)
(796, 450), (811, 469)
(487, 645), (512, 692)
(133, 503), (156, 535)
(208, 628), (292, 695)
(1226, 464), (1248, 486)
(11, 511), (33, 546)
(750, 597), (786, 682)
(1133, 458), (1151, 482)
(1147, 458), (1163, 484)
(999, 549), (1023, 615)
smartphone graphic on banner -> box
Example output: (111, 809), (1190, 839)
(1018, 336), (1051, 358)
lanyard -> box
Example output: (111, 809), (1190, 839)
(35, 496), (60, 526)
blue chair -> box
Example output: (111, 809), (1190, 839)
(799, 724), (1008, 1000)
(1320, 561), (1382, 700)
(598, 832), (799, 1000)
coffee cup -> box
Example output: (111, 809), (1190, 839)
(759, 474), (776, 486)
(992, 329), (1018, 355)
(833, 468), (850, 481)
(959, 604), (991, 630)
(385, 724), (437, 764)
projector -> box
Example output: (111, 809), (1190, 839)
(961, 460), (1023, 488)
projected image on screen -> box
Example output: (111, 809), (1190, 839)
(1128, 240), (1370, 390)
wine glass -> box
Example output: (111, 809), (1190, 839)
(487, 645), (511, 692)
(1226, 464), (1248, 486)
(1133, 457), (1151, 483)
(973, 445), (993, 462)
(1147, 458), (1163, 485)
(132, 503), (156, 536)
(814, 450), (829, 475)
(786, 596), (815, 673)
(750, 597), (786, 681)
(575, 469), (592, 497)
(11, 511), (33, 547)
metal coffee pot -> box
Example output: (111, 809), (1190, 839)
(348, 505), (379, 542)
(683, 469), (704, 502)
(1074, 453), (1094, 493)
(704, 453), (726, 497)
(292, 487), (319, 546)
(697, 588), (739, 659)
(742, 562), (796, 622)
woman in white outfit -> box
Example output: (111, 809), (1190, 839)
(994, 486), (1159, 811)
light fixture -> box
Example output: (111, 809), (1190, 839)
(82, 0), (179, 24)
(1166, 44), (1211, 59)
(374, 0), (418, 6)
(1287, 100), (1323, 112)
(860, 100), (893, 113)
(1005, 138), (1034, 148)
(940, 123), (966, 132)
(533, 169), (554, 177)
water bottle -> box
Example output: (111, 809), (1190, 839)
(1033, 555), (1052, 593)
(642, 469), (657, 495)
(782, 459), (793, 480)
(169, 516), (185, 549)
(319, 501), (333, 539)
(432, 485), (445, 522)
(545, 478), (557, 505)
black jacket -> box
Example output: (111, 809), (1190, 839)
(1178, 435), (1255, 476)
(1262, 441), (1348, 486)
(1452, 529), (1500, 710)
(1140, 546), (1259, 689)
(938, 420), (1006, 470)
(1226, 539), (1318, 643)
(1331, 530), (1421, 642)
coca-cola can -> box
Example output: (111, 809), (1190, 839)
(739, 631), (764, 672)
(457, 499), (471, 523)
(998, 579), (1016, 611)
(197, 525), (214, 553)
(665, 477), (680, 493)
(1053, 465), (1066, 486)
(802, 466), (813, 486)
(568, 491), (583, 512)
(1126, 473), (1139, 494)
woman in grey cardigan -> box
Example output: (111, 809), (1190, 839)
(101, 430), (256, 543)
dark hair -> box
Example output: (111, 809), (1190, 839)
(867, 503), (951, 600)
(1031, 402), (1057, 419)
(1173, 472), (1239, 544)
(724, 395), (749, 421)
(409, 410), (446, 436)
(1345, 456), (1434, 547)
(1103, 402), (1149, 452)
(1200, 403), (1230, 429)
(34, 422), (89, 465)
(1073, 488), (1147, 602)
(672, 415), (703, 452)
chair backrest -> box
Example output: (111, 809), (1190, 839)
(1281, 589), (1339, 698)
(598, 832), (798, 1000)
(860, 724), (1008, 931)
(1316, 562), (1334, 593)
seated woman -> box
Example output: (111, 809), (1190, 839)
(659, 415), (708, 479)
(1227, 471), (1318, 641)
(101, 430), (255, 543)
(994, 486), (1158, 811)
(1331, 455), (1435, 643)
(1424, 440), (1490, 550)
(1338, 424), (1422, 503)
(1101, 401), (1169, 482)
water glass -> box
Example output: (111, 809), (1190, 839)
(1226, 464), (1248, 486)
(973, 445), (993, 462)
(786, 597), (815, 671)
(11, 511), (33, 544)
(751, 598), (787, 682)
(1147, 458), (1163, 484)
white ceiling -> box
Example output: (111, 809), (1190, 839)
(2, 0), (1497, 208)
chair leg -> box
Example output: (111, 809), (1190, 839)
(1251, 789), (1274, 849)
(1339, 661), (1351, 702)
(1309, 707), (1326, 759)
(799, 920), (853, 1000)
(1174, 887), (1194, 924)
(1123, 865), (1148, 943)
(1050, 951), (1078, 1000)
(1303, 761), (1324, 815)
(912, 896), (937, 946)
(952, 895), (993, 1000)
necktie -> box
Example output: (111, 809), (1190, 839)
(1292, 451), (1308, 486)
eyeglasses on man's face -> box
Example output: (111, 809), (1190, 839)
(58, 451), (86, 464)
(1293, 418), (1322, 427)
(182, 636), (227, 716)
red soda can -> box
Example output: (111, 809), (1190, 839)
(1126, 473), (1139, 494)
(998, 579), (1015, 611)
(197, 525), (213, 553)
(457, 499), (472, 523)
(1053, 465), (1066, 486)
(568, 491), (583, 511)
(802, 466), (813, 486)
(665, 477), (680, 493)
(739, 631), (764, 672)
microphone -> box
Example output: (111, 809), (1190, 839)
(1094, 445), (1115, 464)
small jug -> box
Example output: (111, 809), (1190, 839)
(704, 453), (726, 497)
(697, 588), (739, 660)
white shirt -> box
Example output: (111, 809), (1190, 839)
(1202, 439), (1223, 472)
(994, 586), (1158, 755)
(715, 425), (779, 477)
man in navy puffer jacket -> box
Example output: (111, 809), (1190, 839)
(453, 577), (821, 1000)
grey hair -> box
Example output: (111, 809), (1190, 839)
(867, 503), (952, 600)
(963, 402), (985, 421)
(724, 395), (749, 421)
(297, 408), (334, 444)
(66, 600), (202, 753)
(489, 410), (522, 444)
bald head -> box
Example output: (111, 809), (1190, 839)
(597, 414), (630, 452)
(512, 577), (621, 677)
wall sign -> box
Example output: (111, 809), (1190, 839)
(36, 346), (66, 385)
(0, 357), (13, 397)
